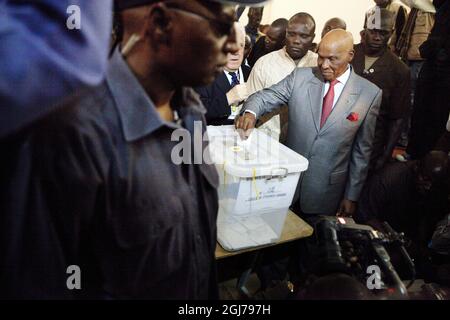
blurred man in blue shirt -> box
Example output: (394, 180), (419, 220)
(0, 0), (112, 138)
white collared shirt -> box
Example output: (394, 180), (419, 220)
(247, 47), (318, 95)
(322, 65), (352, 109)
(224, 67), (244, 86)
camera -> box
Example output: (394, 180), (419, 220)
(304, 216), (416, 299)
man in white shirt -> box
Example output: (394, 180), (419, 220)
(236, 30), (382, 217)
(246, 12), (319, 141)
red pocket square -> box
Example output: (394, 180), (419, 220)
(347, 112), (359, 122)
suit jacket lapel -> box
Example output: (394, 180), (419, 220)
(320, 70), (360, 134)
(216, 72), (231, 95)
(308, 70), (324, 133)
(242, 65), (251, 81)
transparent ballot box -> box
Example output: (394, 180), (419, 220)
(207, 125), (309, 251)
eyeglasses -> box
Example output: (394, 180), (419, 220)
(164, 4), (236, 37)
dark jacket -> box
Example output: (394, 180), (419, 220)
(420, 0), (450, 75)
(247, 36), (268, 67)
(0, 50), (220, 299)
(195, 65), (251, 126)
(353, 44), (411, 167)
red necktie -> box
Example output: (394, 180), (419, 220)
(320, 79), (339, 128)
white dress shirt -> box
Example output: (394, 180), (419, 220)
(224, 67), (244, 86)
(224, 67), (245, 120)
(323, 65), (352, 109)
(247, 48), (318, 95)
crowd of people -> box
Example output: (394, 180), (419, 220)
(0, 0), (449, 299)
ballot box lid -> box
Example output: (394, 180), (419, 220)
(207, 125), (309, 178)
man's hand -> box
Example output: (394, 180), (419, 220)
(226, 84), (249, 106)
(336, 199), (357, 217)
(235, 112), (256, 140)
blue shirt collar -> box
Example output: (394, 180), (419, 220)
(106, 49), (206, 142)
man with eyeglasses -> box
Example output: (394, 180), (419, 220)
(0, 0), (267, 299)
(353, 8), (410, 174)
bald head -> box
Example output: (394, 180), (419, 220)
(289, 12), (316, 33)
(320, 29), (354, 53)
(272, 18), (289, 30)
(317, 30), (354, 81)
(285, 12), (316, 60)
(305, 273), (374, 300)
(321, 17), (347, 38)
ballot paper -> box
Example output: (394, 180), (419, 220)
(217, 211), (279, 251)
(235, 128), (253, 149)
(232, 130), (255, 161)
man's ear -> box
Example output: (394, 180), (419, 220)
(348, 49), (355, 63)
(147, 4), (173, 47)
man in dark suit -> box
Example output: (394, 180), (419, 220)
(196, 23), (251, 126)
(353, 8), (411, 173)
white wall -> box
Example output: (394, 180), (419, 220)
(239, 0), (375, 43)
